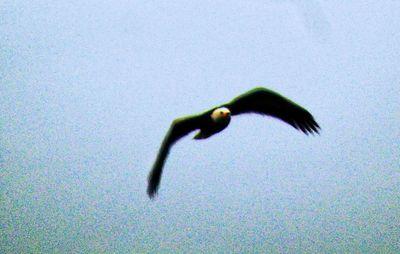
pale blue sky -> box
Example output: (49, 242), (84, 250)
(1, 1), (399, 253)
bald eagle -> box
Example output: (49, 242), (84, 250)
(147, 87), (320, 198)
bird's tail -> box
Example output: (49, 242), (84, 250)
(193, 131), (210, 140)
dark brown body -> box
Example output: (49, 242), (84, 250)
(193, 114), (231, 139)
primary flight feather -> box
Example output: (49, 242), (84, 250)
(147, 87), (320, 198)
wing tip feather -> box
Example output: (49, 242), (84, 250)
(147, 189), (158, 199)
(147, 181), (159, 199)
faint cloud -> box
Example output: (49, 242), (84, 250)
(271, 0), (331, 43)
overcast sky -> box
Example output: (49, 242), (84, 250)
(1, 1), (399, 253)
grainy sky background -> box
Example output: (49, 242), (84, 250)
(1, 1), (399, 253)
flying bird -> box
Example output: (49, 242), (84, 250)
(147, 87), (320, 198)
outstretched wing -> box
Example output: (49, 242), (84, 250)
(224, 87), (320, 134)
(147, 114), (206, 198)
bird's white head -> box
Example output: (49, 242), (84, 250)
(211, 107), (231, 123)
